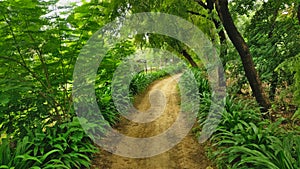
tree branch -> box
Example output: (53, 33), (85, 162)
(194, 0), (208, 9)
(187, 9), (226, 46)
(25, 21), (52, 89)
(0, 55), (66, 120)
(181, 49), (198, 68)
(186, 10), (207, 18)
(298, 4), (300, 24)
(2, 12), (65, 116)
(2, 14), (48, 90)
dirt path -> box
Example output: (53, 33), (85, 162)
(91, 75), (214, 169)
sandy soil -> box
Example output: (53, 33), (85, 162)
(91, 75), (214, 169)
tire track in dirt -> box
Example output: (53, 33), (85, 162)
(92, 75), (214, 169)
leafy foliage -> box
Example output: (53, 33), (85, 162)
(185, 67), (300, 169)
(0, 117), (97, 168)
(0, 0), (299, 168)
(0, 1), (109, 168)
(245, 0), (300, 97)
(276, 53), (300, 121)
(129, 65), (183, 95)
(197, 93), (300, 168)
(199, 93), (298, 169)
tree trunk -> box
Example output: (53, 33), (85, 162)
(212, 19), (227, 87)
(298, 4), (300, 24)
(215, 0), (271, 111)
(207, 0), (227, 87)
(267, 7), (279, 101)
(181, 49), (198, 68)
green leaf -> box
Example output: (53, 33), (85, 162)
(16, 154), (42, 164)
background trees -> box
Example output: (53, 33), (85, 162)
(108, 0), (299, 111)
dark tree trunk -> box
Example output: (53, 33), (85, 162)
(267, 7), (279, 101)
(215, 0), (271, 111)
(212, 19), (227, 87)
(205, 0), (227, 87)
(181, 49), (198, 68)
(298, 4), (300, 24)
(206, 0), (227, 57)
(207, 0), (215, 10)
(207, 0), (228, 87)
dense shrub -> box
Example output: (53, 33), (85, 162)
(0, 117), (97, 168)
(129, 70), (169, 95)
(200, 94), (300, 168)
(187, 68), (300, 169)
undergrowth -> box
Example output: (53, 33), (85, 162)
(0, 66), (178, 168)
(0, 117), (97, 168)
(187, 68), (300, 169)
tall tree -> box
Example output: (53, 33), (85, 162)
(298, 3), (300, 24)
(215, 0), (271, 110)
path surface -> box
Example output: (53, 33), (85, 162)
(91, 75), (214, 169)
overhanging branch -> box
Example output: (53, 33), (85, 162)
(194, 0), (208, 9)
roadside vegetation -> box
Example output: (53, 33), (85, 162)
(0, 0), (299, 168)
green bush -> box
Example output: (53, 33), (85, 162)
(223, 132), (300, 169)
(95, 68), (172, 126)
(129, 64), (185, 96)
(0, 117), (97, 169)
(275, 53), (300, 121)
(187, 67), (300, 168)
(129, 70), (169, 95)
(197, 93), (300, 168)
(96, 84), (120, 125)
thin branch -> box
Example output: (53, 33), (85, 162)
(2, 14), (48, 89)
(187, 10), (220, 29)
(64, 7), (97, 114)
(187, 9), (227, 58)
(24, 11), (70, 117)
(26, 31), (66, 116)
(194, 0), (208, 9)
(297, 4), (300, 24)
(0, 56), (40, 81)
(25, 22), (52, 89)
(38, 91), (63, 123)
(2, 13), (64, 116)
(0, 55), (63, 114)
(186, 10), (208, 18)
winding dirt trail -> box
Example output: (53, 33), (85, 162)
(92, 75), (214, 169)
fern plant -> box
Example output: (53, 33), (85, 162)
(0, 117), (97, 169)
